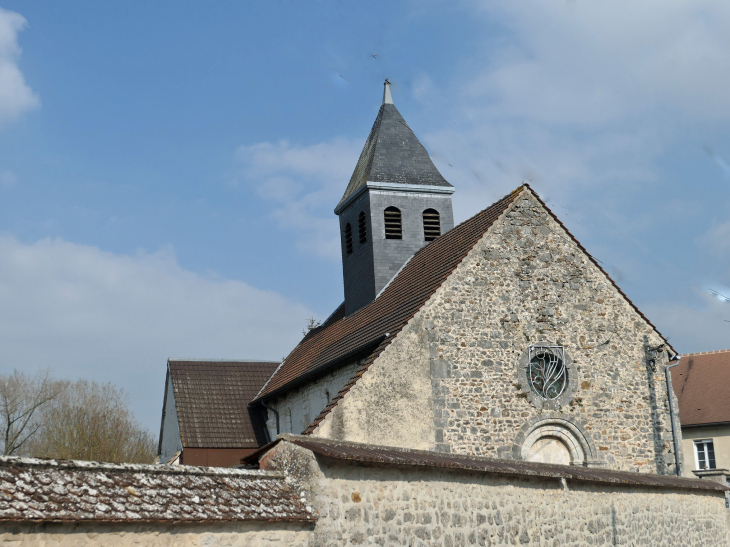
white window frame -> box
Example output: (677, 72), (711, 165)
(693, 439), (716, 470)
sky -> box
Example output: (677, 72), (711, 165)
(0, 1), (728, 433)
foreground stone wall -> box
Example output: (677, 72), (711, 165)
(0, 521), (312, 546)
(266, 441), (730, 547)
(315, 188), (680, 474)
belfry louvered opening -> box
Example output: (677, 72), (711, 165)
(344, 223), (353, 254)
(423, 208), (441, 241)
(384, 207), (402, 239)
(358, 211), (367, 244)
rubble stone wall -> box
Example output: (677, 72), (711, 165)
(266, 442), (730, 547)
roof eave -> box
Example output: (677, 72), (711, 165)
(334, 180), (455, 215)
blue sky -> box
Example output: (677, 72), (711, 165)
(0, 1), (728, 432)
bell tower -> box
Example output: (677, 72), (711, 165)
(336, 80), (455, 316)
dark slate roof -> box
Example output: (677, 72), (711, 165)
(0, 455), (314, 523)
(246, 435), (729, 493)
(169, 360), (279, 449)
(338, 103), (452, 208)
(254, 187), (523, 408)
(670, 349), (730, 427)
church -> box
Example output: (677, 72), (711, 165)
(4, 81), (727, 547)
(162, 80), (683, 475)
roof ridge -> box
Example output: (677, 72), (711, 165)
(680, 348), (730, 357)
(168, 358), (280, 363)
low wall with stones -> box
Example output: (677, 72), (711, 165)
(263, 440), (730, 547)
(0, 521), (312, 546)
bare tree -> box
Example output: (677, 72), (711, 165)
(28, 380), (156, 464)
(0, 369), (64, 456)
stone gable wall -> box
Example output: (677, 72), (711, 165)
(315, 189), (680, 474)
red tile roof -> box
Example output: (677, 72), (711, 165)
(0, 455), (313, 523)
(670, 349), (730, 426)
(169, 360), (279, 448)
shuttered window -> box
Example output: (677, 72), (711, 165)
(384, 207), (402, 239)
(423, 208), (441, 241)
(344, 223), (353, 254)
(358, 211), (367, 243)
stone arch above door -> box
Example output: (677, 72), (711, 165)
(512, 413), (604, 468)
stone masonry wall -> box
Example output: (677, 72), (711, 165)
(264, 441), (730, 547)
(315, 188), (680, 474)
(0, 521), (312, 546)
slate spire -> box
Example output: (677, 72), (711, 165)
(335, 81), (455, 316)
(336, 79), (453, 211)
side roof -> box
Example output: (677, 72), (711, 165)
(169, 360), (279, 448)
(253, 185), (673, 434)
(670, 349), (730, 426)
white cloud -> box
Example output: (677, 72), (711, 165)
(0, 236), (312, 431)
(0, 8), (39, 127)
(461, 1), (730, 125)
(234, 139), (361, 259)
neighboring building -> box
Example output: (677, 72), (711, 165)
(248, 81), (683, 476)
(671, 348), (730, 479)
(158, 359), (279, 467)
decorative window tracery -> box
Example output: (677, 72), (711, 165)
(527, 345), (567, 401)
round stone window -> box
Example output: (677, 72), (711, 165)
(517, 345), (577, 410)
(527, 346), (567, 401)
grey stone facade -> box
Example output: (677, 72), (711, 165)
(338, 186), (454, 316)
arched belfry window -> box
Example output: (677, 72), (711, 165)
(384, 207), (402, 239)
(358, 211), (367, 244)
(423, 208), (441, 241)
(344, 223), (353, 254)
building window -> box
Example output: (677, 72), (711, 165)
(358, 211), (367, 243)
(694, 439), (716, 470)
(344, 223), (353, 254)
(384, 207), (402, 239)
(527, 346), (567, 401)
(423, 208), (441, 241)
